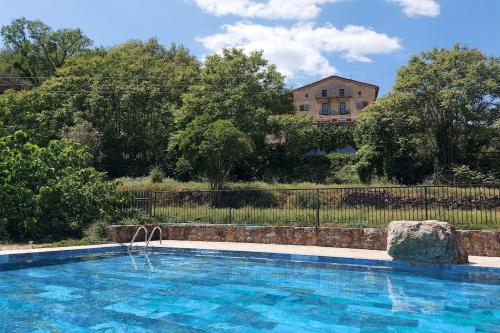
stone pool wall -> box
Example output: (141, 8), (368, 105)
(108, 224), (500, 257)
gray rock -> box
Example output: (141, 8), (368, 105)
(387, 220), (468, 264)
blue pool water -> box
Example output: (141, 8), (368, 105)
(0, 249), (499, 332)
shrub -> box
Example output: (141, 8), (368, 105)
(449, 165), (497, 185)
(0, 131), (129, 241)
(85, 218), (112, 239)
(149, 166), (165, 183)
(327, 165), (362, 184)
(326, 153), (360, 184)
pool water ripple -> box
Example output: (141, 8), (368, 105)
(0, 251), (499, 332)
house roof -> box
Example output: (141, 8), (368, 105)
(293, 75), (380, 99)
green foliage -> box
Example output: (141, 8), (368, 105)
(326, 153), (361, 184)
(267, 113), (318, 157)
(264, 113), (320, 181)
(177, 118), (253, 190)
(317, 124), (355, 153)
(355, 45), (499, 184)
(149, 166), (165, 183)
(61, 119), (103, 166)
(173, 48), (294, 181)
(0, 72), (30, 94)
(0, 17), (92, 85)
(0, 218), (7, 242)
(0, 131), (129, 241)
(48, 237), (101, 248)
(448, 165), (497, 185)
(0, 38), (200, 177)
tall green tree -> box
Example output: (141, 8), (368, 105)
(0, 17), (92, 85)
(173, 48), (294, 180)
(355, 45), (500, 183)
(0, 39), (200, 177)
(177, 118), (252, 190)
(264, 113), (329, 182)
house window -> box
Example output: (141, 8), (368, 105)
(358, 91), (362, 96)
(357, 101), (369, 109)
(321, 90), (327, 97)
(305, 93), (309, 98)
(339, 102), (347, 114)
(339, 89), (345, 97)
(320, 103), (329, 115)
(299, 104), (309, 112)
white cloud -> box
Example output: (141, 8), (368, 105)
(388, 0), (440, 17)
(192, 0), (342, 20)
(198, 22), (401, 79)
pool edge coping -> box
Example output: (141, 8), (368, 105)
(1, 241), (499, 274)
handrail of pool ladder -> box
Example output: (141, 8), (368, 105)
(145, 226), (162, 252)
(128, 226), (148, 251)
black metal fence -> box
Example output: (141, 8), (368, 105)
(126, 185), (499, 229)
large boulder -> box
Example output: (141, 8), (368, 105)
(387, 220), (468, 264)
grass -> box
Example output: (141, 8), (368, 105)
(117, 177), (394, 192)
(150, 205), (499, 230)
(47, 237), (104, 248)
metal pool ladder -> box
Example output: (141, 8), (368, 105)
(145, 226), (162, 252)
(128, 226), (148, 251)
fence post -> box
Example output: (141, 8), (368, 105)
(316, 189), (320, 229)
(152, 191), (156, 217)
(424, 186), (428, 220)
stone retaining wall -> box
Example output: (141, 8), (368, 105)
(108, 224), (499, 257)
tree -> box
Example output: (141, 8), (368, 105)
(264, 113), (326, 181)
(316, 124), (355, 153)
(177, 118), (252, 190)
(173, 48), (294, 180)
(0, 17), (92, 85)
(0, 131), (127, 241)
(0, 39), (200, 177)
(0, 71), (31, 94)
(355, 95), (432, 184)
(61, 119), (103, 166)
(0, 88), (57, 142)
(355, 45), (500, 183)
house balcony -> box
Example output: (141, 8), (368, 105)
(318, 109), (351, 116)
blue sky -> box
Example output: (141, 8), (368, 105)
(0, 0), (498, 95)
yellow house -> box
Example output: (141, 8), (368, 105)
(293, 76), (379, 124)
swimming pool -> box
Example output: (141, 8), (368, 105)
(0, 247), (499, 332)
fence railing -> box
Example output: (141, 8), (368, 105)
(125, 185), (500, 229)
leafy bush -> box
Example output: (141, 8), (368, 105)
(85, 218), (112, 239)
(449, 165), (497, 185)
(0, 131), (129, 241)
(149, 166), (165, 183)
(326, 153), (360, 184)
(327, 165), (362, 184)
